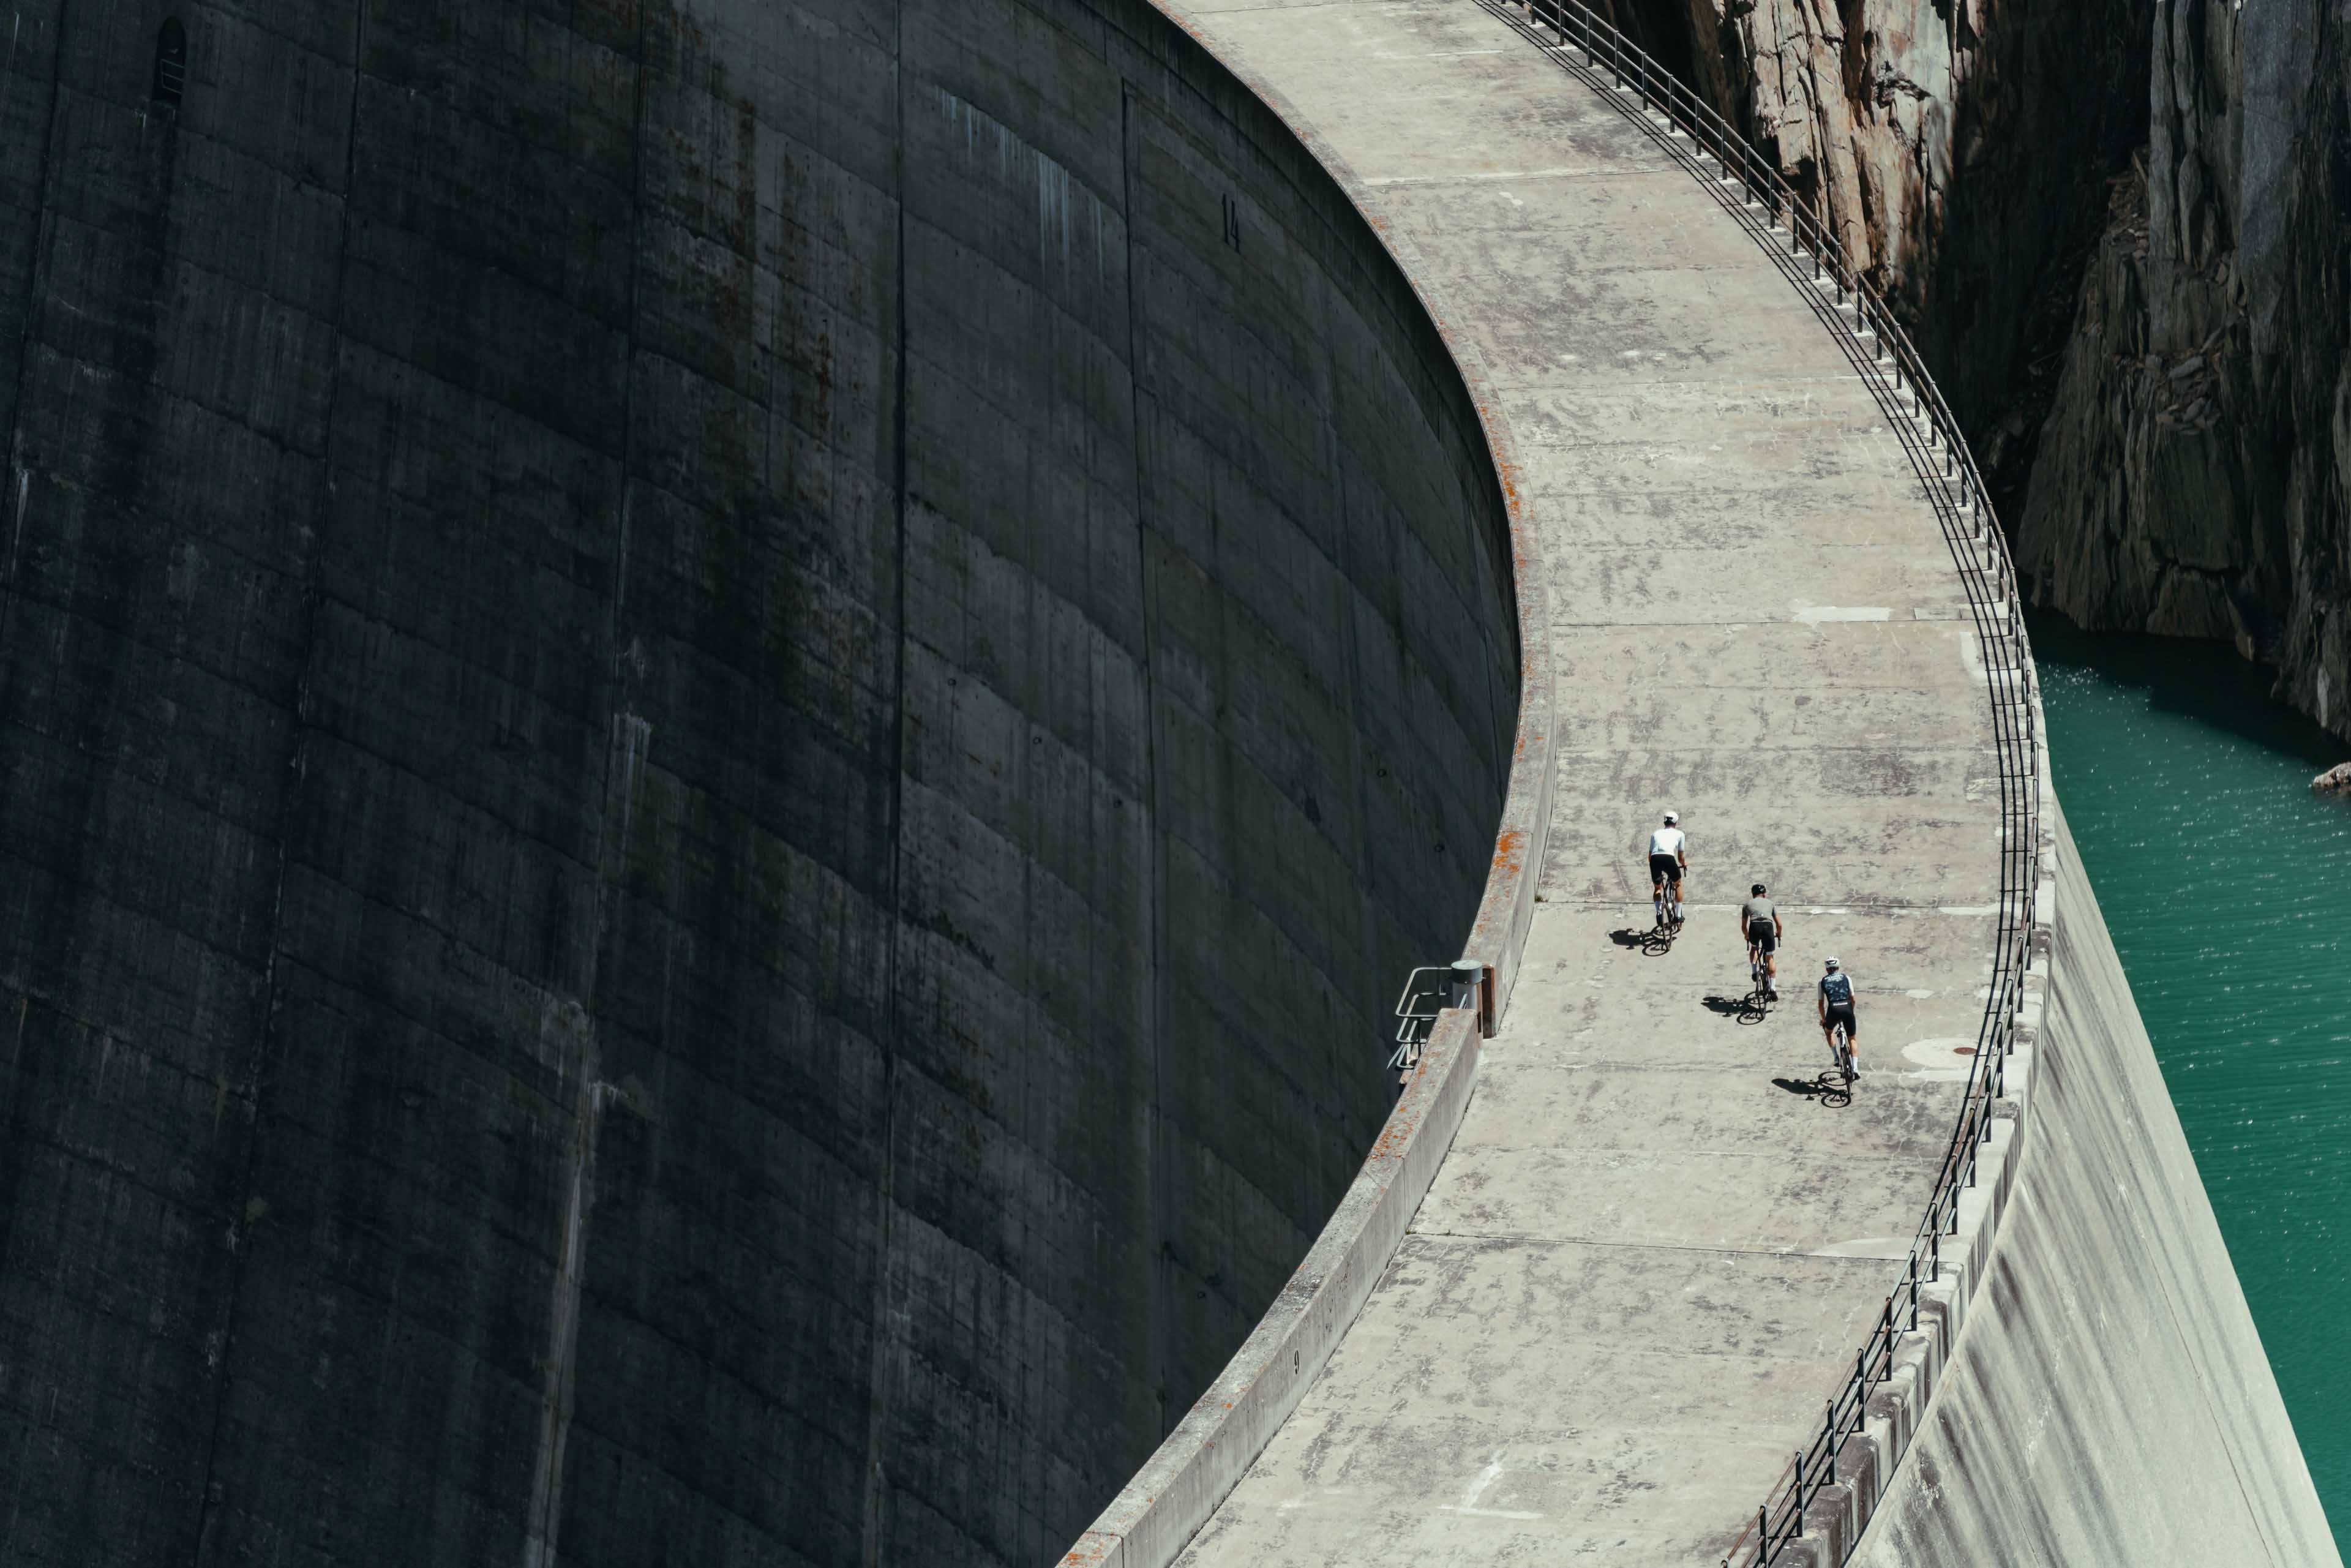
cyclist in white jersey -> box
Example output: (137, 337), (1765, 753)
(1645, 811), (1686, 927)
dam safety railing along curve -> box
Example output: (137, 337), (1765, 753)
(1471, 3), (2045, 1559)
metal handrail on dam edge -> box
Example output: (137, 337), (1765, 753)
(1465, 2), (2044, 1562)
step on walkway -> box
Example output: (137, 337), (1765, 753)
(1160, 2), (2002, 1562)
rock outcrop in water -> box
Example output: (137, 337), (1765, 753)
(1619, 0), (2351, 742)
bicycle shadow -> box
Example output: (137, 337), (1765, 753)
(1700, 993), (1766, 1026)
(1611, 926), (1678, 956)
(1772, 1073), (1853, 1108)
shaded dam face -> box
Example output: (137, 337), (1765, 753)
(0, 0), (1516, 1563)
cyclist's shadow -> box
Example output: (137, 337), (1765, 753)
(1700, 992), (1766, 1026)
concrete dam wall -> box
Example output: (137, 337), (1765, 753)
(0, 1), (1518, 1563)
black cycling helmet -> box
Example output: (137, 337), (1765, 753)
(1751, 883), (1766, 896)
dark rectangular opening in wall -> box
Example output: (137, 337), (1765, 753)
(152, 18), (186, 109)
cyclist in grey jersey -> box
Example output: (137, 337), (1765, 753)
(1818, 957), (1860, 1073)
(1740, 883), (1782, 999)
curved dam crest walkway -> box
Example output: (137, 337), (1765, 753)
(1153, 2), (2000, 1561)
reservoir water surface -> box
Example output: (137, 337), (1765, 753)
(2032, 612), (2351, 1544)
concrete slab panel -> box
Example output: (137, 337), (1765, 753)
(1174, 1236), (1900, 1566)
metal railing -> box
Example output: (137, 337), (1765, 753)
(1390, 961), (1496, 1078)
(1458, 2), (2043, 1562)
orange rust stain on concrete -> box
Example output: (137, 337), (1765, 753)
(1490, 825), (1527, 871)
(1371, 1093), (1433, 1155)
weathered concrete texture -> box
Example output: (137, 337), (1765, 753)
(1131, 2), (2003, 1562)
(1848, 805), (2342, 1568)
(0, 1), (1514, 1564)
(2015, 1), (2351, 741)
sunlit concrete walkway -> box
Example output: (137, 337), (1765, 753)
(1160, 3), (2002, 1562)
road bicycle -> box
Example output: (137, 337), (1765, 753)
(1828, 1015), (1856, 1082)
(1652, 879), (1684, 938)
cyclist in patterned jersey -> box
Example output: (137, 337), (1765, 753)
(1818, 956), (1860, 1074)
(1645, 811), (1687, 928)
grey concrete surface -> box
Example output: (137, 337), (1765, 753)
(0, 1), (1519, 1564)
(1142, 2), (2005, 1563)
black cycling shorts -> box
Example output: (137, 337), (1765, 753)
(1823, 1003), (1858, 1039)
(1648, 853), (1682, 887)
(1747, 923), (1776, 954)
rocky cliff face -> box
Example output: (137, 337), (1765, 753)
(1619, 0), (2351, 741)
(2017, 2), (2350, 737)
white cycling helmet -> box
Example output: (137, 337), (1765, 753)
(1662, 810), (1678, 824)
(1824, 956), (1841, 970)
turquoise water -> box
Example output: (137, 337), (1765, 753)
(2032, 611), (2351, 1544)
